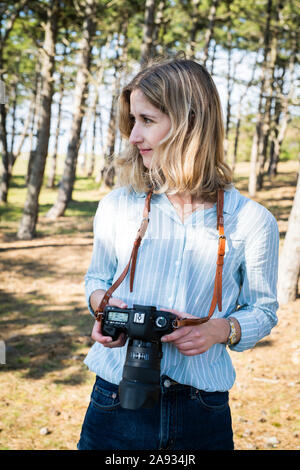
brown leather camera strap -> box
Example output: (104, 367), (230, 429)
(173, 189), (225, 328)
(94, 189), (226, 326)
(94, 189), (153, 320)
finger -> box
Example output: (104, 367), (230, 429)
(161, 326), (193, 343)
(108, 297), (128, 309)
(161, 308), (197, 320)
(91, 321), (112, 344)
(105, 333), (127, 348)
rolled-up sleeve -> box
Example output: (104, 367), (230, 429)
(229, 211), (279, 351)
(85, 194), (117, 315)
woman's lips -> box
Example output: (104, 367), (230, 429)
(139, 148), (152, 155)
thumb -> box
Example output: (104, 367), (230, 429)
(108, 297), (128, 309)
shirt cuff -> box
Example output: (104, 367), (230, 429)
(226, 306), (278, 352)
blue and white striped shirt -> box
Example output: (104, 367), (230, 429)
(84, 184), (279, 392)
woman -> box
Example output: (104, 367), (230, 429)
(77, 57), (279, 450)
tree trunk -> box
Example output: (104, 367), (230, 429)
(277, 158), (300, 304)
(248, 0), (273, 197)
(257, 6), (280, 190)
(100, 65), (120, 188)
(0, 91), (10, 202)
(47, 78), (63, 188)
(87, 108), (97, 177)
(186, 0), (200, 60)
(26, 60), (42, 184)
(0, 0), (28, 202)
(224, 19), (232, 162)
(153, 0), (167, 55)
(268, 32), (296, 178)
(202, 0), (219, 67)
(268, 71), (283, 178)
(17, 0), (58, 239)
(140, 0), (156, 67)
(81, 61), (104, 177)
(47, 39), (68, 188)
(46, 0), (96, 219)
(232, 55), (257, 174)
(11, 93), (35, 168)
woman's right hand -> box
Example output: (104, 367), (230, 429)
(91, 295), (128, 348)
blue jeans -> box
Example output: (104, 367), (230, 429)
(77, 375), (234, 450)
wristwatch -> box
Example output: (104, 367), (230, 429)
(226, 318), (237, 346)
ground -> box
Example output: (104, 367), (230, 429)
(0, 161), (299, 450)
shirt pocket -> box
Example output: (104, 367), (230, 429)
(226, 236), (245, 261)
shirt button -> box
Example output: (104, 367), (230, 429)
(164, 379), (171, 388)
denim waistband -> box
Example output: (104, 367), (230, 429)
(96, 374), (226, 396)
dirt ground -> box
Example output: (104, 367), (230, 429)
(0, 161), (299, 450)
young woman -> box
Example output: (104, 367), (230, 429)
(77, 57), (279, 450)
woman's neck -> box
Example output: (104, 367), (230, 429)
(166, 191), (214, 223)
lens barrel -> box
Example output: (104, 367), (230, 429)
(119, 339), (162, 410)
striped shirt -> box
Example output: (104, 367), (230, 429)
(84, 184), (279, 392)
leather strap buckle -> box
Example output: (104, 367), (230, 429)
(138, 217), (149, 239)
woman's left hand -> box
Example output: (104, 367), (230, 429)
(161, 308), (230, 356)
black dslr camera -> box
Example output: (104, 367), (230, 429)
(101, 304), (177, 410)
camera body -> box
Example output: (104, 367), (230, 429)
(102, 304), (176, 342)
(101, 304), (177, 410)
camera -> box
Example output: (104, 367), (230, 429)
(101, 304), (177, 410)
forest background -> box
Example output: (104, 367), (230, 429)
(0, 0), (299, 451)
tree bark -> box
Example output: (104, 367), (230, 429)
(0, 0), (29, 202)
(46, 0), (96, 219)
(47, 38), (68, 188)
(17, 0), (58, 239)
(257, 4), (280, 190)
(248, 0), (273, 197)
(232, 54), (257, 174)
(277, 158), (300, 304)
(202, 0), (219, 67)
(224, 19), (232, 162)
(140, 0), (156, 67)
(26, 58), (42, 184)
(100, 64), (119, 188)
(186, 0), (200, 60)
(268, 32), (296, 177)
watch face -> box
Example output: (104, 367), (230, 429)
(227, 319), (236, 345)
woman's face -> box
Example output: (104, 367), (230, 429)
(129, 89), (171, 169)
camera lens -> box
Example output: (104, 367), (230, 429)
(155, 316), (167, 328)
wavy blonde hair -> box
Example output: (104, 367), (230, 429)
(116, 56), (232, 201)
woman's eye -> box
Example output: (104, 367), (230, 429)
(143, 117), (152, 124)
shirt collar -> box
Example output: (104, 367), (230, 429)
(223, 185), (240, 215)
(130, 184), (240, 214)
(130, 186), (147, 198)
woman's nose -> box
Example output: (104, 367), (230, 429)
(129, 123), (143, 145)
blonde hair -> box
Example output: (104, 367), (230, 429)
(116, 56), (232, 201)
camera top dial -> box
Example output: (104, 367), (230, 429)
(155, 316), (167, 328)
